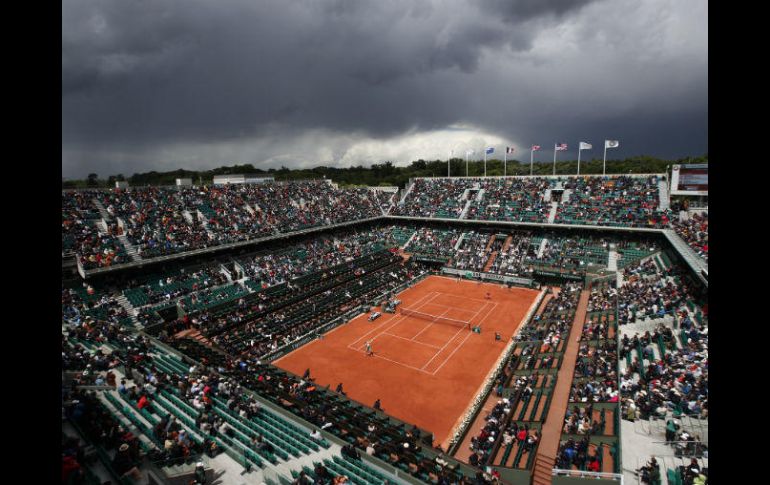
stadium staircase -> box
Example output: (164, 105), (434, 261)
(561, 189), (572, 203)
(459, 199), (473, 219)
(537, 239), (548, 258)
(95, 219), (109, 236)
(500, 235), (514, 253)
(482, 234), (498, 272)
(483, 234), (496, 252)
(178, 328), (217, 347)
(547, 202), (559, 223)
(453, 232), (466, 251)
(196, 210), (216, 239)
(114, 294), (141, 326)
(243, 203), (255, 215)
(532, 453), (556, 485)
(607, 247), (619, 271)
(219, 264), (233, 282)
(181, 209), (194, 224)
(543, 188), (552, 202)
(399, 180), (415, 204)
(483, 250), (498, 272)
(658, 178), (670, 210)
(400, 230), (418, 250)
(92, 198), (112, 221)
(117, 234), (143, 262)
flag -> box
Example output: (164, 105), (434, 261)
(531, 145), (541, 151)
(506, 147), (515, 154)
(579, 142), (592, 150)
(605, 140), (619, 148)
(485, 147), (494, 154)
(555, 143), (568, 151)
(466, 149), (474, 156)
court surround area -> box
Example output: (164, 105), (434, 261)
(274, 275), (541, 448)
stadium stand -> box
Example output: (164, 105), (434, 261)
(63, 172), (708, 485)
(467, 178), (552, 223)
(555, 281), (621, 475)
(465, 284), (582, 472)
(404, 227), (463, 262)
(65, 181), (383, 270)
(555, 176), (669, 228)
(392, 178), (474, 218)
(670, 213), (708, 262)
(449, 231), (494, 272)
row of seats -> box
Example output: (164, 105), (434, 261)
(466, 284), (582, 472)
(63, 181), (383, 267)
(156, 340), (484, 483)
(557, 280), (621, 475)
(393, 175), (669, 228)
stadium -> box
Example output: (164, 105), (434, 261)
(61, 168), (708, 485)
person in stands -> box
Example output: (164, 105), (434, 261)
(112, 443), (142, 481)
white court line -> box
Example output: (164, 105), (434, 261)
(473, 301), (498, 330)
(381, 332), (442, 349)
(429, 330), (474, 375)
(348, 346), (434, 374)
(419, 323), (467, 371)
(347, 291), (441, 350)
(466, 300), (490, 322)
(433, 274), (540, 294)
(431, 290), (497, 305)
(410, 306), (452, 342)
(429, 300), (499, 375)
(367, 291), (443, 348)
(347, 290), (437, 349)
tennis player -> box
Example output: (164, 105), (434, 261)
(365, 340), (373, 356)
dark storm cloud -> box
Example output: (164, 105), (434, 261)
(62, 0), (707, 178)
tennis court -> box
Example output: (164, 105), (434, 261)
(273, 275), (541, 448)
(347, 290), (498, 375)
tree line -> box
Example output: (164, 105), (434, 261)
(62, 154), (707, 189)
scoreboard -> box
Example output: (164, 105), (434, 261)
(671, 164), (708, 196)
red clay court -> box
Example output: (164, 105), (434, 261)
(273, 275), (541, 449)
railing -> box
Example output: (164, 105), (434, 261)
(409, 173), (665, 181)
(261, 265), (428, 362)
(79, 216), (385, 277)
(552, 468), (624, 482)
(447, 286), (547, 454)
(145, 339), (438, 485)
(261, 305), (367, 362)
(151, 452), (210, 472)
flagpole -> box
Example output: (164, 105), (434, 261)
(577, 147), (581, 176)
(448, 151), (452, 178)
(466, 152), (469, 177)
(530, 149), (534, 176)
(504, 150), (507, 177)
(484, 150), (487, 177)
(553, 144), (557, 175)
(603, 144), (607, 176)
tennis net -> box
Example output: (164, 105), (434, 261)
(400, 307), (471, 329)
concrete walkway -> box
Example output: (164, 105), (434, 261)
(453, 392), (503, 463)
(532, 289), (590, 483)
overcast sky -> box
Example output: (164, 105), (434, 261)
(62, 0), (707, 178)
